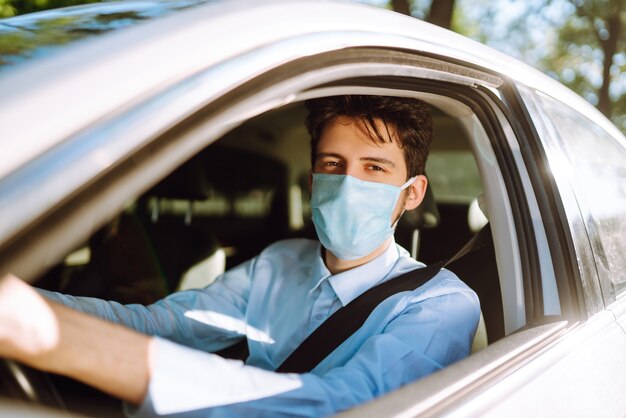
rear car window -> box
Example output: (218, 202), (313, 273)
(535, 93), (626, 298)
(426, 150), (482, 204)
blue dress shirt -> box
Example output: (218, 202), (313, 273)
(40, 238), (480, 417)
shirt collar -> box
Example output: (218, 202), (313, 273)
(310, 238), (401, 307)
(310, 242), (331, 290)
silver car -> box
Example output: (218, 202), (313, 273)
(1, 1), (625, 417)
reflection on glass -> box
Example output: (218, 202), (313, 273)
(538, 93), (626, 297)
(0, 0), (209, 72)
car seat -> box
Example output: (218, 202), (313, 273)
(446, 196), (504, 344)
(137, 161), (225, 292)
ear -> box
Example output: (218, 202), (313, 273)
(403, 175), (428, 211)
(308, 171), (313, 195)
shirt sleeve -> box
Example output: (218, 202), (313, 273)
(127, 287), (480, 418)
(38, 258), (256, 352)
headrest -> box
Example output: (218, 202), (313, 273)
(468, 195), (489, 233)
(147, 163), (212, 201)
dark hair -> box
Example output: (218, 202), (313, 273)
(305, 95), (433, 178)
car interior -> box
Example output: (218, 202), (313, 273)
(15, 91), (517, 416)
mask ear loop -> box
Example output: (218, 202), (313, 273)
(400, 176), (417, 190)
(391, 176), (417, 229)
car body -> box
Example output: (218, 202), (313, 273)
(1, 1), (626, 416)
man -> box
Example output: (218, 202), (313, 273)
(0, 95), (480, 417)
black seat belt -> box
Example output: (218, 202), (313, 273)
(276, 225), (491, 374)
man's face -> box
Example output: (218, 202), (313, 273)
(314, 116), (408, 185)
(313, 116), (426, 221)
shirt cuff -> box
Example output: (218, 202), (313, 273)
(127, 337), (303, 417)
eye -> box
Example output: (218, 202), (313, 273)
(367, 165), (385, 172)
(318, 159), (343, 169)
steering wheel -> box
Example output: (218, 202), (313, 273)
(0, 359), (65, 409)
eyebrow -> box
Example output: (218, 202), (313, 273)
(315, 153), (396, 168)
(315, 152), (344, 161)
(360, 157), (396, 168)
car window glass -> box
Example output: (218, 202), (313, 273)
(426, 150), (482, 204)
(534, 93), (626, 297)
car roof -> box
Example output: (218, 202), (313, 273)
(0, 0), (619, 182)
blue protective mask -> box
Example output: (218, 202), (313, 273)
(310, 173), (415, 260)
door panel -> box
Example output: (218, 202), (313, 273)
(450, 311), (626, 417)
(609, 296), (626, 339)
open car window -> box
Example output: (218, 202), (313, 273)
(35, 89), (515, 339)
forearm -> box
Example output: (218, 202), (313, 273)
(1, 275), (150, 404)
(35, 301), (151, 405)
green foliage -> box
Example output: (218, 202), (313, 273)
(0, 15), (80, 65)
(540, 0), (626, 133)
(0, 0), (16, 18)
(0, 9), (152, 70)
(0, 0), (106, 18)
(381, 0), (626, 134)
(9, 0), (103, 16)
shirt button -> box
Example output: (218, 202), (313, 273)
(315, 314), (324, 321)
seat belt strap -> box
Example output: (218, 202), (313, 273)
(276, 225), (490, 374)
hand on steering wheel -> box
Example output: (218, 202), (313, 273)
(0, 359), (65, 409)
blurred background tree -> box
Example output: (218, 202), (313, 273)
(369, 0), (625, 134)
(392, 0), (455, 28)
(0, 0), (16, 17)
(541, 0), (625, 133)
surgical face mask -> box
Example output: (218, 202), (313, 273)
(310, 173), (415, 260)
